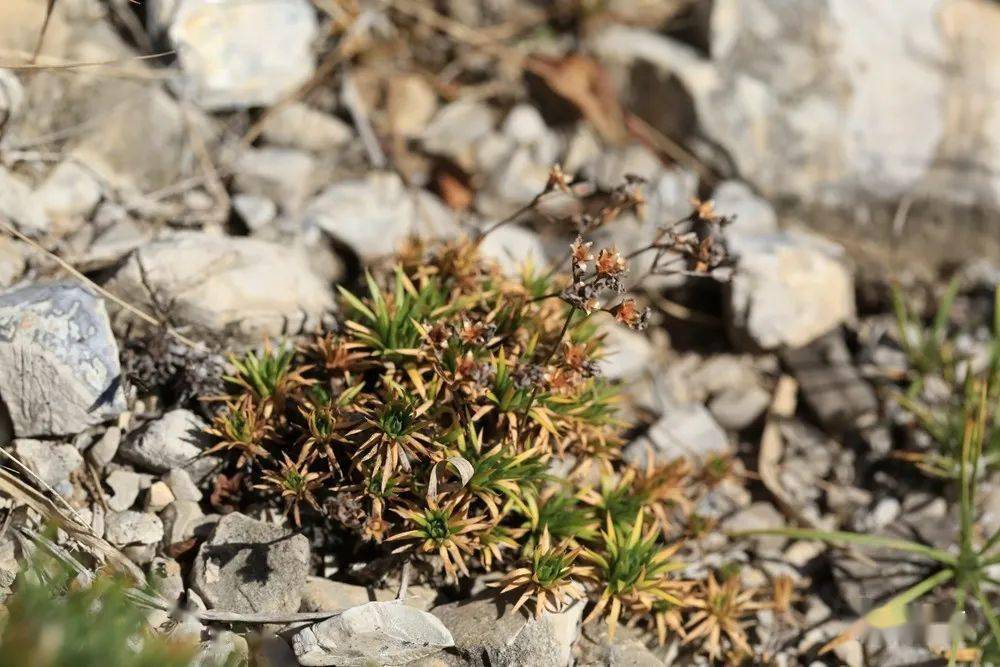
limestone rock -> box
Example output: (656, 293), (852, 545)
(191, 512), (310, 614)
(293, 601), (454, 666)
(166, 0), (318, 110)
(13, 439), (83, 498)
(727, 230), (855, 350)
(0, 284), (125, 437)
(106, 232), (334, 342)
(431, 596), (583, 667)
(304, 172), (459, 261)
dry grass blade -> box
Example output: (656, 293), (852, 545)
(0, 219), (201, 350)
(0, 467), (146, 586)
(2, 50), (174, 71)
(30, 0), (58, 63)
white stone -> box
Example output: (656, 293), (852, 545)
(167, 0), (318, 110)
(0, 237), (25, 288)
(164, 467), (202, 502)
(0, 167), (48, 233)
(32, 161), (102, 220)
(422, 100), (497, 171)
(728, 229), (855, 349)
(121, 409), (213, 477)
(105, 510), (164, 546)
(623, 400), (730, 465)
(232, 147), (315, 211)
(592, 2), (1000, 209)
(14, 439), (83, 498)
(304, 172), (459, 261)
(478, 224), (548, 276)
(145, 481), (175, 513)
(105, 469), (143, 512)
(261, 103), (353, 151)
(294, 601), (454, 667)
(106, 232), (334, 342)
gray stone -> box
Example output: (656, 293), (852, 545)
(727, 229), (855, 350)
(121, 409), (213, 477)
(431, 596), (583, 667)
(708, 385), (771, 430)
(106, 232), (334, 343)
(150, 555), (185, 602)
(145, 481), (175, 512)
(70, 86), (208, 194)
(261, 103), (353, 151)
(305, 172), (459, 261)
(164, 467), (202, 502)
(87, 426), (121, 469)
(574, 622), (666, 667)
(597, 324), (656, 382)
(105, 469), (143, 512)
(721, 501), (786, 555)
(191, 512), (310, 614)
(623, 401), (730, 466)
(105, 510), (164, 546)
(293, 601), (454, 666)
(712, 180), (777, 236)
(422, 100), (497, 172)
(0, 167), (48, 233)
(782, 331), (877, 431)
(32, 161), (102, 221)
(301, 577), (437, 613)
(166, 0), (318, 110)
(0, 284), (126, 437)
(232, 147), (316, 212)
(161, 499), (212, 546)
(232, 193), (277, 231)
(14, 439), (83, 498)
(196, 631), (249, 667)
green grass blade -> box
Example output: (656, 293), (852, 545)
(974, 583), (1000, 650)
(864, 569), (953, 629)
(933, 277), (961, 346)
(730, 528), (958, 565)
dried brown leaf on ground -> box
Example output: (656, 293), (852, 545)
(526, 54), (628, 144)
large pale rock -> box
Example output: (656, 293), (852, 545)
(0, 284), (125, 437)
(293, 601), (454, 666)
(166, 0), (318, 110)
(592, 1), (1000, 210)
(70, 85), (207, 194)
(431, 596), (583, 667)
(304, 172), (460, 260)
(727, 230), (855, 350)
(106, 232), (334, 342)
(191, 512), (310, 614)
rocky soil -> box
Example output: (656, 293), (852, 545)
(1, 1), (999, 666)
